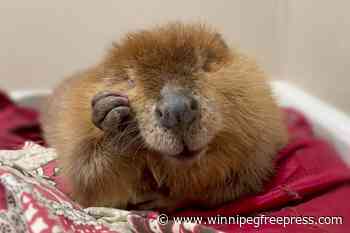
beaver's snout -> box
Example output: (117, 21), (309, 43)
(155, 87), (199, 129)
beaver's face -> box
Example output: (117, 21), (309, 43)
(106, 23), (232, 161)
(130, 71), (224, 161)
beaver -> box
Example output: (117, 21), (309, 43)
(42, 22), (288, 213)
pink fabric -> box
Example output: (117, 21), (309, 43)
(0, 92), (44, 149)
(0, 91), (349, 232)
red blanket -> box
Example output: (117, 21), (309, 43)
(0, 91), (349, 233)
(0, 92), (44, 149)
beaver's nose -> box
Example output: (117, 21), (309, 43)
(156, 93), (199, 129)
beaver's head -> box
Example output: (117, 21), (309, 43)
(103, 23), (234, 161)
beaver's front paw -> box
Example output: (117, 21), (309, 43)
(91, 91), (130, 132)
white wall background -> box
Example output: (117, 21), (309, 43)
(285, 1), (350, 115)
(0, 0), (349, 113)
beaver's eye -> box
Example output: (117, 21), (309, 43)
(128, 79), (136, 89)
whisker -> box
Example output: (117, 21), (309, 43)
(114, 125), (139, 142)
(121, 134), (142, 152)
(132, 136), (147, 156)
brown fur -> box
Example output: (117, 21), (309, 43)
(42, 22), (288, 212)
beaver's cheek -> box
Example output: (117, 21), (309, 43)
(139, 124), (184, 156)
(184, 103), (222, 151)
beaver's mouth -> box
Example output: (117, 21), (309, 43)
(169, 146), (204, 161)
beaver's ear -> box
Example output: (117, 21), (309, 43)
(212, 33), (229, 49)
(199, 33), (231, 72)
